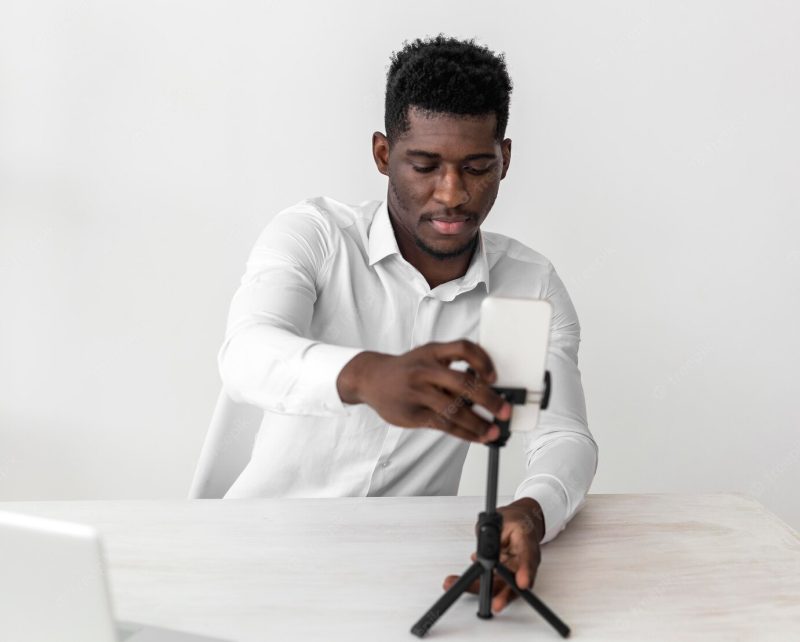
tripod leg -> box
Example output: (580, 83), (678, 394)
(410, 560), (484, 638)
(494, 563), (571, 638)
(477, 564), (494, 619)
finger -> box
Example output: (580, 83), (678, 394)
(418, 387), (500, 443)
(442, 572), (505, 597)
(442, 574), (481, 594)
(492, 585), (519, 613)
(425, 366), (510, 421)
(474, 552), (506, 595)
(442, 578), (506, 597)
(421, 408), (490, 443)
(417, 390), (498, 443)
(508, 529), (539, 590)
(439, 366), (509, 419)
(516, 564), (530, 592)
(430, 340), (497, 384)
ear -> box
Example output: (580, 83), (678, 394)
(372, 131), (390, 176)
(500, 138), (512, 180)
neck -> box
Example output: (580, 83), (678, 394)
(387, 208), (478, 289)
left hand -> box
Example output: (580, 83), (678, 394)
(442, 497), (545, 613)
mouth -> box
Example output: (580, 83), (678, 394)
(428, 217), (472, 235)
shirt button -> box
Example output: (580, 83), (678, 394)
(382, 460), (390, 468)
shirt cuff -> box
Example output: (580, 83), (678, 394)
(295, 342), (366, 412)
(513, 474), (570, 545)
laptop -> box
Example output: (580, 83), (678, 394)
(0, 510), (230, 641)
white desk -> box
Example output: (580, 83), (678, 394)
(1, 493), (798, 640)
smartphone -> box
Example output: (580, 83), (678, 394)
(475, 296), (552, 432)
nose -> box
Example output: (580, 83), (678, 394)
(432, 167), (470, 209)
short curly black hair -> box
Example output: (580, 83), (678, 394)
(384, 34), (513, 145)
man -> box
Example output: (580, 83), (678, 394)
(217, 34), (598, 613)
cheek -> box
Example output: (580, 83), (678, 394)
(389, 177), (420, 219)
(481, 190), (499, 216)
(393, 172), (430, 207)
(468, 180), (500, 221)
(478, 175), (501, 202)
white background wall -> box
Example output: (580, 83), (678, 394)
(1, 1), (798, 531)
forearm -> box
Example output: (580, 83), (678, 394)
(219, 322), (364, 415)
(514, 432), (598, 544)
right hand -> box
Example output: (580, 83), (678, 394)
(336, 340), (512, 444)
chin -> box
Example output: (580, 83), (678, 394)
(415, 233), (477, 260)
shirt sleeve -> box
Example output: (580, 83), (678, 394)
(217, 202), (365, 416)
(513, 261), (599, 544)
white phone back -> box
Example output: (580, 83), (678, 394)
(478, 296), (552, 432)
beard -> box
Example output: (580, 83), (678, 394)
(389, 178), (480, 261)
(412, 228), (478, 261)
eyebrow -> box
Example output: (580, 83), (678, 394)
(405, 149), (497, 161)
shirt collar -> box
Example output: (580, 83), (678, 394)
(368, 199), (491, 296)
(367, 199), (400, 267)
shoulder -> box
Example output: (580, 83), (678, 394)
(273, 195), (376, 232)
(483, 230), (554, 269)
(259, 195), (377, 251)
(478, 229), (578, 304)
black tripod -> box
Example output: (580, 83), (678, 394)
(410, 373), (571, 638)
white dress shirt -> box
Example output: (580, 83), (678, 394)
(219, 196), (598, 544)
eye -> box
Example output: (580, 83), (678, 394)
(465, 166), (492, 175)
(412, 165), (437, 173)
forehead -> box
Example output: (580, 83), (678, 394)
(396, 106), (498, 156)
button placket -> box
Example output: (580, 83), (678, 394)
(377, 294), (434, 470)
